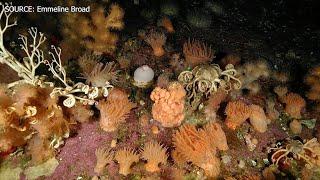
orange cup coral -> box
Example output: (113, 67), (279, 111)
(144, 31), (167, 57)
(96, 88), (136, 132)
(281, 93), (306, 119)
(225, 100), (251, 130)
(141, 141), (168, 172)
(150, 82), (186, 127)
(114, 148), (139, 176)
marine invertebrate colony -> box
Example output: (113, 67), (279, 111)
(178, 64), (241, 101)
(150, 82), (186, 127)
(96, 88), (136, 132)
(94, 146), (114, 175)
(61, 3), (124, 56)
(183, 39), (214, 67)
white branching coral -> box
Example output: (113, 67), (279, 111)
(46, 46), (114, 107)
(0, 4), (45, 87)
(0, 4), (114, 108)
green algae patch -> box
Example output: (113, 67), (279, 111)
(24, 157), (59, 180)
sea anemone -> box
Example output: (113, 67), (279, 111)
(202, 122), (229, 151)
(114, 148), (140, 176)
(94, 146), (114, 175)
(249, 104), (268, 133)
(289, 119), (302, 134)
(159, 16), (175, 33)
(172, 124), (220, 177)
(144, 31), (167, 57)
(83, 62), (120, 87)
(141, 141), (168, 172)
(225, 100), (251, 130)
(281, 93), (306, 119)
(96, 88), (136, 132)
(183, 39), (214, 67)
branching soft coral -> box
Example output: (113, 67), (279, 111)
(305, 66), (320, 111)
(114, 148), (139, 176)
(281, 93), (306, 119)
(144, 30), (167, 57)
(141, 141), (168, 172)
(60, 3), (124, 58)
(183, 39), (214, 67)
(172, 124), (221, 177)
(94, 146), (114, 175)
(225, 100), (251, 130)
(150, 82), (186, 127)
(96, 88), (136, 132)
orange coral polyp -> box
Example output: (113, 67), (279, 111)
(97, 88), (136, 132)
(281, 93), (306, 119)
(145, 31), (167, 57)
(141, 141), (168, 172)
(183, 39), (214, 67)
(225, 100), (251, 130)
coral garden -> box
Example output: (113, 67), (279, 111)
(0, 0), (320, 180)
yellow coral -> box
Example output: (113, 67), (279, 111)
(114, 148), (139, 176)
(96, 88), (136, 132)
(141, 141), (168, 172)
(150, 82), (186, 127)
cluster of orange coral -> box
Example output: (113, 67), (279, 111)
(225, 101), (269, 132)
(144, 31), (167, 57)
(150, 82), (186, 127)
(96, 88), (136, 132)
(183, 39), (214, 67)
(305, 66), (320, 111)
(172, 123), (226, 177)
(281, 93), (306, 119)
(60, 3), (124, 60)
